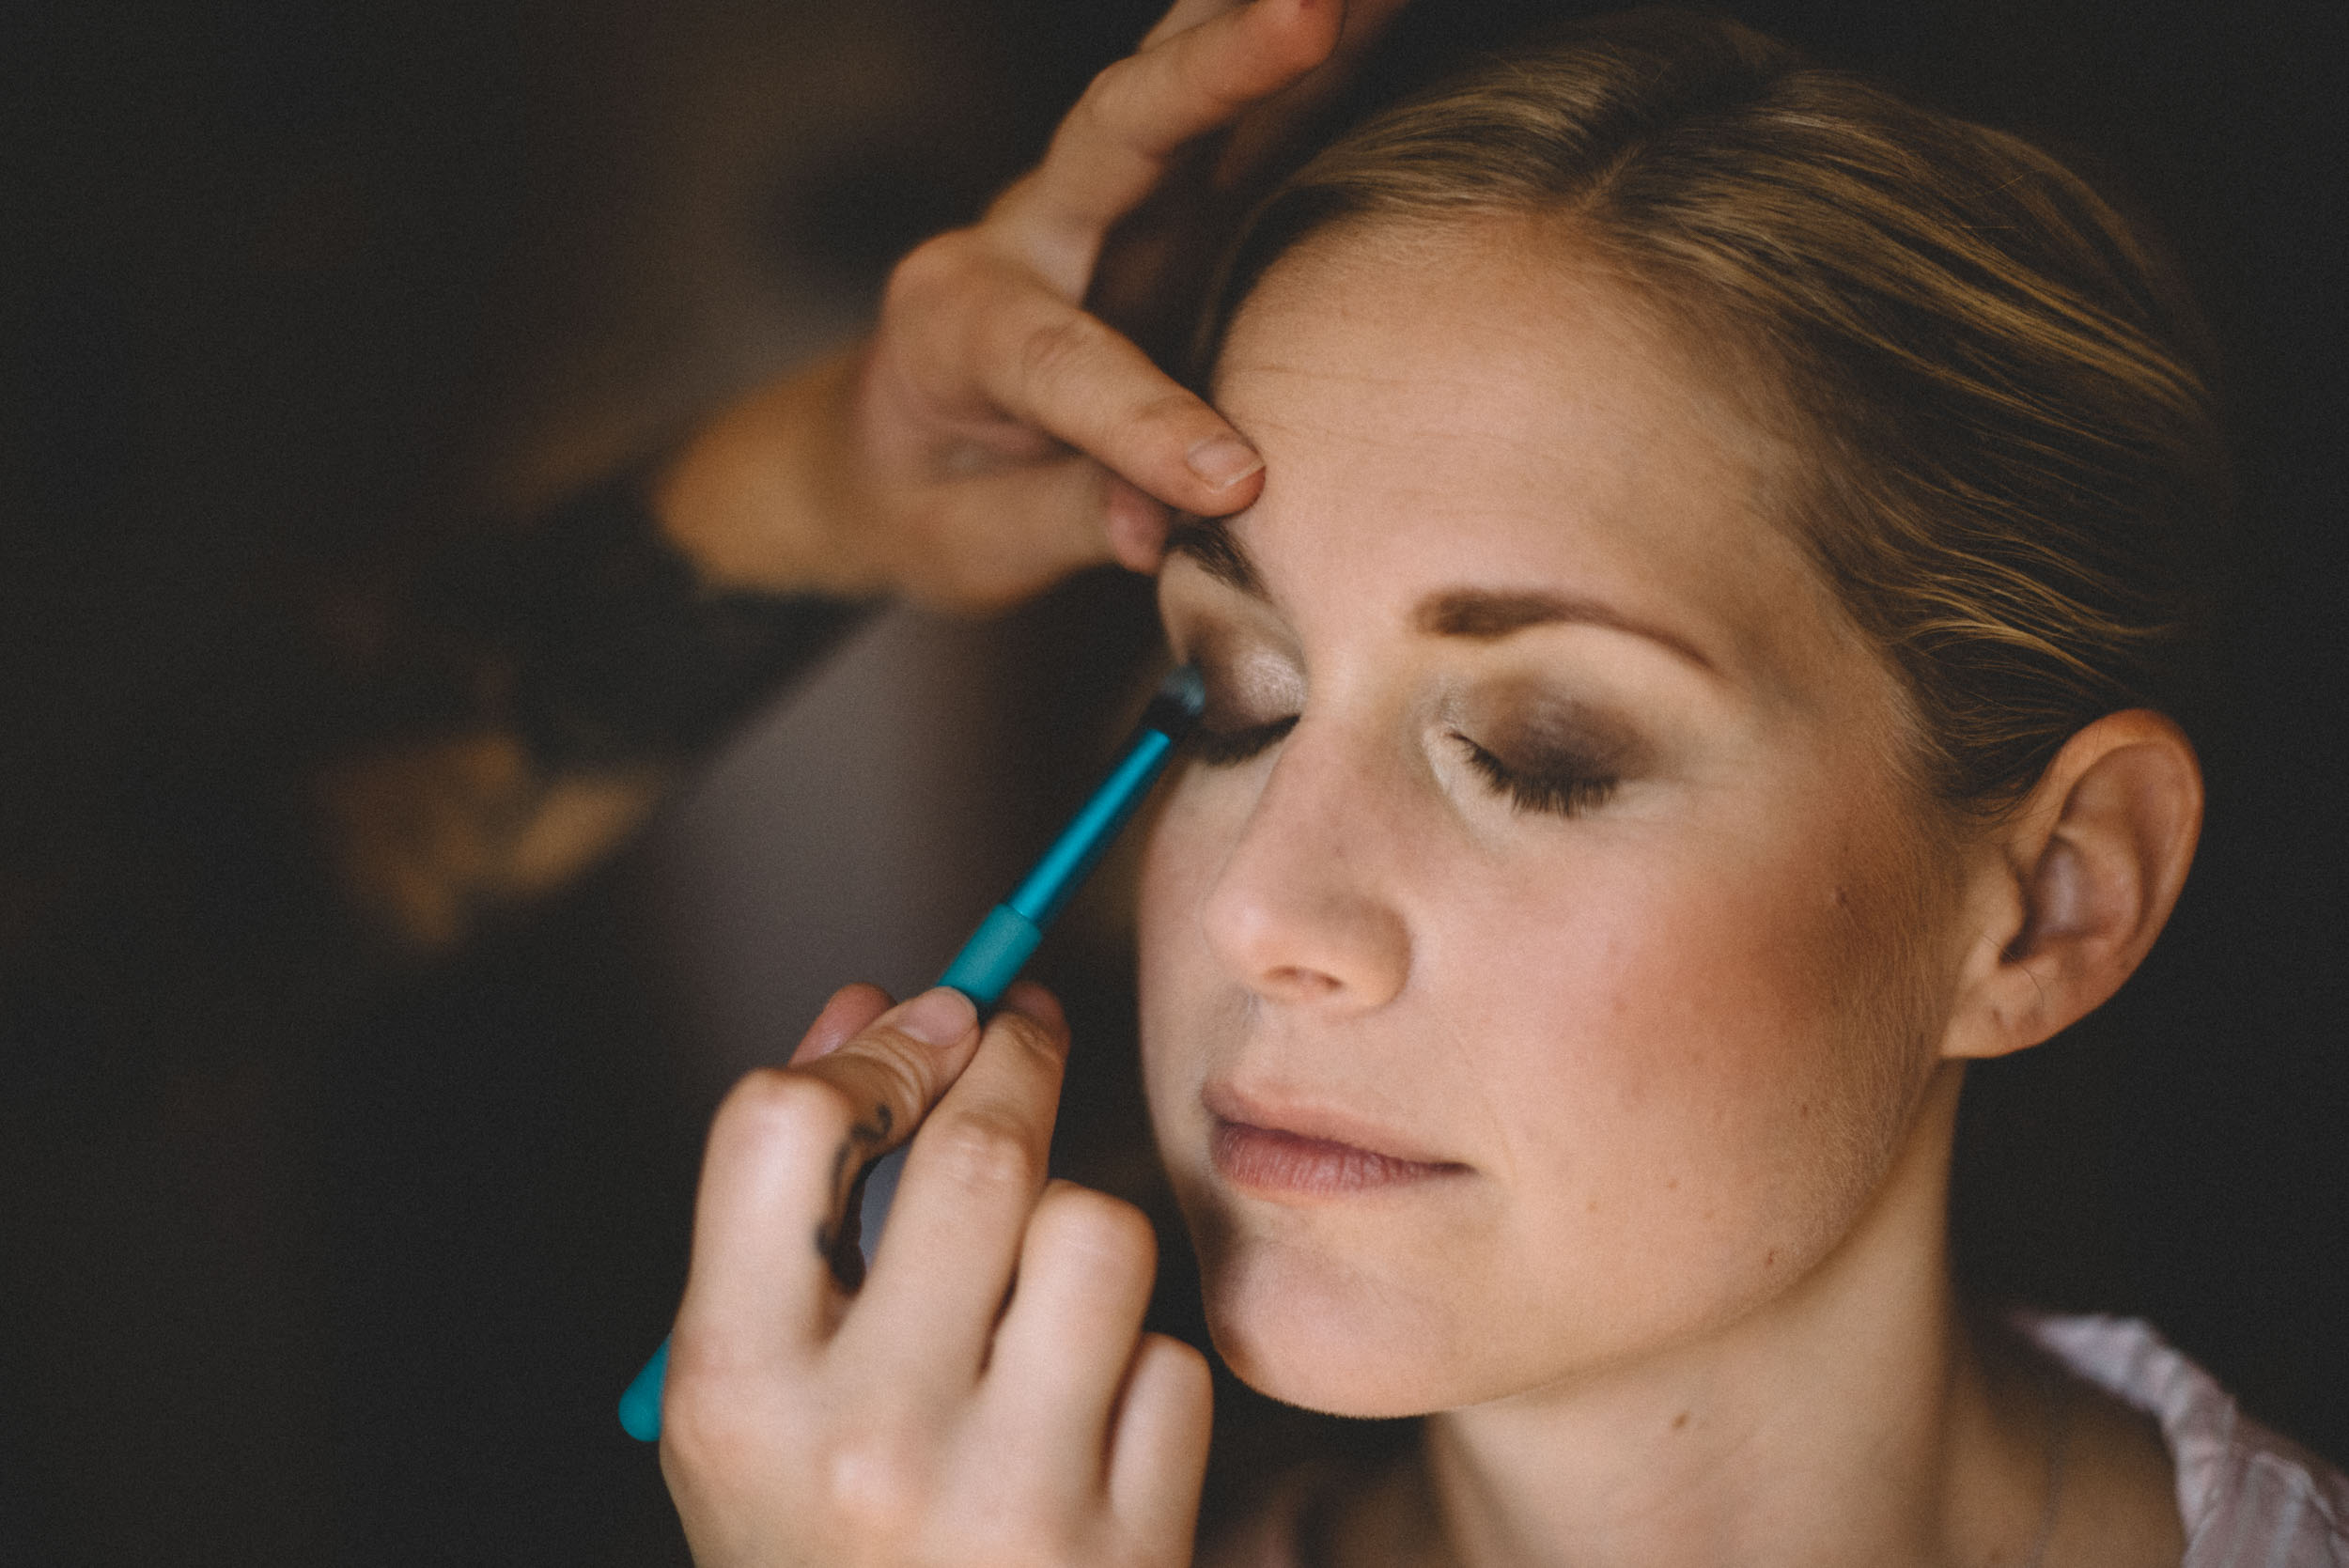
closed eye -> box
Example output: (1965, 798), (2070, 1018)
(1188, 714), (1299, 767)
(1453, 733), (1620, 816)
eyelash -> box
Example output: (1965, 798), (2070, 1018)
(1186, 715), (1298, 766)
(1452, 734), (1620, 817)
(1187, 716), (1619, 817)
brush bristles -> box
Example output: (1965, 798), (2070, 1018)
(1142, 664), (1206, 739)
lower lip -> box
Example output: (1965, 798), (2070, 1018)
(1210, 1120), (1463, 1197)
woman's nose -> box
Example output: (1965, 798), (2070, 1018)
(1197, 727), (1411, 1011)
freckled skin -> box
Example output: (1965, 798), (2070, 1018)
(1139, 220), (1964, 1418)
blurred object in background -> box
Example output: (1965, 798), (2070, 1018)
(5, 0), (1162, 1561)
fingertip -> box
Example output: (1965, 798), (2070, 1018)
(1105, 479), (1172, 571)
(1000, 981), (1067, 1035)
(794, 982), (895, 1063)
(1136, 1330), (1213, 1400)
(1109, 1331), (1216, 1537)
(1252, 0), (1346, 72)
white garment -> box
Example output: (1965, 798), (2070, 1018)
(2024, 1312), (2349, 1567)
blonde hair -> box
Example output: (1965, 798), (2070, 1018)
(1201, 8), (2227, 812)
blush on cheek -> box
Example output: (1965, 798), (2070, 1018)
(1631, 827), (1947, 1238)
(1484, 820), (1943, 1312)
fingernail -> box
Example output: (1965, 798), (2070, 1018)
(1186, 434), (1263, 490)
(893, 986), (977, 1048)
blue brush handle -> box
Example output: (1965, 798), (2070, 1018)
(618, 1340), (670, 1442)
(619, 670), (1201, 1442)
(937, 905), (1045, 1006)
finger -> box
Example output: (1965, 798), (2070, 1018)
(890, 457), (1120, 612)
(671, 986), (981, 1369)
(993, 0), (1346, 274)
(1213, 0), (1412, 188)
(900, 458), (1168, 607)
(1136, 0), (1243, 51)
(790, 982), (894, 1064)
(844, 985), (1072, 1383)
(980, 1183), (1161, 1495)
(963, 272), (1263, 518)
(1107, 1334), (1215, 1549)
(1106, 476), (1174, 571)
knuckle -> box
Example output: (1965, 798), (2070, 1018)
(1070, 60), (1129, 136)
(916, 1107), (1044, 1198)
(821, 1421), (930, 1537)
(657, 1372), (769, 1485)
(1018, 312), (1110, 402)
(843, 1036), (934, 1135)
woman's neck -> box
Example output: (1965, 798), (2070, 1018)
(1362, 1065), (2064, 1568)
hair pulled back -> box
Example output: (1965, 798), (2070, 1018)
(1201, 8), (2227, 813)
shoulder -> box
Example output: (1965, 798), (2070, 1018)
(2020, 1311), (2349, 1567)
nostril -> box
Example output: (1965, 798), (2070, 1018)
(1266, 966), (1341, 999)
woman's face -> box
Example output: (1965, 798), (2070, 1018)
(1140, 219), (1968, 1418)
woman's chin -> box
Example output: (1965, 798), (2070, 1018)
(1209, 1324), (1443, 1420)
(1197, 1250), (1487, 1420)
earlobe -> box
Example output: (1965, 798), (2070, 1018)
(1942, 709), (2203, 1061)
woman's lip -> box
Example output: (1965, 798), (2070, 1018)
(1210, 1120), (1465, 1197)
(1201, 1083), (1465, 1197)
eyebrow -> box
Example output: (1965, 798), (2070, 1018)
(1415, 590), (1717, 673)
(1165, 514), (1716, 674)
(1164, 514), (1263, 598)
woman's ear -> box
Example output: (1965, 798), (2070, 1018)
(1941, 709), (2203, 1061)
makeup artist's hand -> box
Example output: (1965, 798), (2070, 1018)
(660, 981), (1209, 1568)
(653, 0), (1404, 612)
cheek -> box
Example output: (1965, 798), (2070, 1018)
(1134, 779), (1231, 1132)
(1465, 795), (1946, 1302)
(1133, 751), (1952, 1407)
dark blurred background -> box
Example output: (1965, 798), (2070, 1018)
(4, 0), (2342, 1562)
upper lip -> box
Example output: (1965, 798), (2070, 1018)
(1201, 1080), (1463, 1169)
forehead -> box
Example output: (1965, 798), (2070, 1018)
(1204, 218), (1856, 692)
